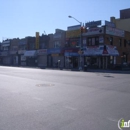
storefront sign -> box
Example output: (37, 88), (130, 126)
(37, 49), (47, 55)
(24, 50), (37, 57)
(106, 26), (124, 37)
(85, 20), (101, 27)
(83, 45), (119, 56)
(51, 54), (59, 57)
(47, 48), (62, 54)
(65, 52), (79, 56)
(82, 27), (104, 36)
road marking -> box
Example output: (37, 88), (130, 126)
(33, 97), (43, 101)
(64, 106), (77, 111)
(107, 117), (118, 122)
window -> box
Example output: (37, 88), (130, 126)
(95, 37), (99, 45)
(54, 41), (61, 48)
(92, 38), (95, 45)
(110, 37), (113, 45)
(124, 39), (127, 47)
(119, 39), (122, 47)
(88, 38), (92, 46)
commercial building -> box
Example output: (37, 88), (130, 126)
(48, 29), (66, 68)
(110, 8), (130, 32)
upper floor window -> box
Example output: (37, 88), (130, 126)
(54, 41), (61, 48)
(119, 39), (122, 47)
(124, 39), (127, 47)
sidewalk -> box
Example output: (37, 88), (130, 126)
(1, 65), (130, 74)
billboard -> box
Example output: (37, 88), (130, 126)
(85, 20), (101, 27)
(106, 26), (124, 37)
(35, 32), (39, 49)
(105, 21), (115, 28)
(67, 25), (81, 31)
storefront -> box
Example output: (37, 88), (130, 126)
(37, 49), (47, 67)
(10, 51), (18, 66)
(18, 50), (26, 66)
(24, 50), (37, 67)
(47, 48), (64, 68)
(0, 51), (11, 65)
(83, 45), (119, 69)
(64, 48), (80, 69)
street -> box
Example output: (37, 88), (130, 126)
(0, 66), (130, 130)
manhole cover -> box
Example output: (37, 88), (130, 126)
(36, 84), (55, 87)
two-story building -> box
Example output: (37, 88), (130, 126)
(48, 29), (66, 68)
(0, 39), (11, 65)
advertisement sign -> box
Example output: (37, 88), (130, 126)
(66, 30), (80, 38)
(85, 20), (101, 27)
(37, 49), (47, 55)
(67, 25), (81, 31)
(82, 27), (104, 36)
(106, 26), (124, 37)
(0, 51), (8, 56)
(83, 45), (119, 56)
(35, 32), (39, 49)
(105, 21), (115, 28)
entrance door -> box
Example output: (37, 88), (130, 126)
(73, 57), (78, 68)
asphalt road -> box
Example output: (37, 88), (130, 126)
(0, 66), (130, 130)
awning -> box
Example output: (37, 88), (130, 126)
(24, 50), (37, 57)
(1, 44), (10, 47)
(65, 52), (79, 56)
(83, 45), (119, 56)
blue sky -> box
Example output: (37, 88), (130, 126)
(0, 0), (130, 41)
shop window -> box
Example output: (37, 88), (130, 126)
(124, 39), (127, 47)
(119, 39), (122, 47)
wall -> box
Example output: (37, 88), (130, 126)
(110, 17), (130, 32)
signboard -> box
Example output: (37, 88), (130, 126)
(105, 21), (115, 28)
(106, 26), (124, 37)
(37, 49), (47, 55)
(83, 45), (119, 56)
(67, 25), (81, 31)
(85, 20), (101, 27)
(47, 48), (62, 54)
(82, 27), (104, 36)
(66, 30), (80, 38)
(24, 50), (37, 57)
(10, 51), (17, 55)
(0, 51), (8, 56)
(35, 32), (39, 49)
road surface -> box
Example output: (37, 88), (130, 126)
(0, 66), (130, 130)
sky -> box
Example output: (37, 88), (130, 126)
(0, 0), (130, 41)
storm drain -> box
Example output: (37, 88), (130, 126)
(36, 83), (55, 87)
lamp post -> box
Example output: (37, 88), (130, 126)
(68, 15), (82, 70)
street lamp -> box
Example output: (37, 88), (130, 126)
(68, 15), (82, 70)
